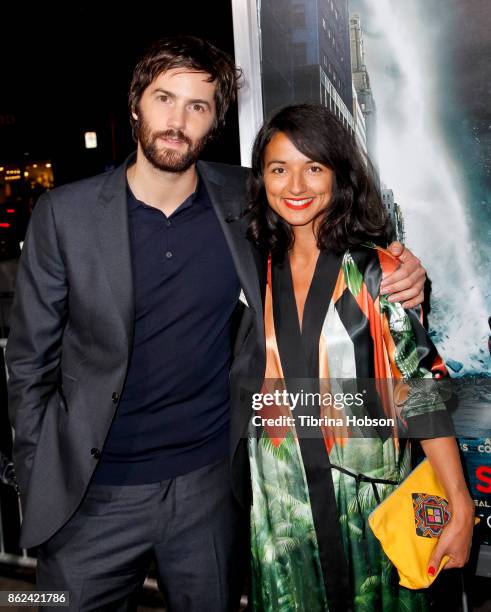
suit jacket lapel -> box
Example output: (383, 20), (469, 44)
(198, 162), (263, 319)
(95, 156), (135, 346)
(93, 157), (264, 348)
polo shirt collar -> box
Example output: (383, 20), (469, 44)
(126, 166), (209, 213)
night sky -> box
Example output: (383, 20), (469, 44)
(0, 2), (239, 185)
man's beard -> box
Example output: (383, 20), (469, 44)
(136, 115), (211, 173)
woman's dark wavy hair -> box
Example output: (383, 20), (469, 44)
(247, 104), (389, 256)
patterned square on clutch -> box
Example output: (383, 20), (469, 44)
(412, 493), (451, 538)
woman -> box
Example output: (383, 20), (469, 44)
(246, 104), (474, 611)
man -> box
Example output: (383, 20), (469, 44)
(6, 36), (426, 610)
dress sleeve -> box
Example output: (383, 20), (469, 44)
(376, 248), (455, 439)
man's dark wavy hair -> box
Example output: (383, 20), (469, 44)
(247, 104), (389, 256)
(129, 35), (241, 141)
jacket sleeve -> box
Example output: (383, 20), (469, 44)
(6, 191), (68, 496)
(376, 249), (455, 440)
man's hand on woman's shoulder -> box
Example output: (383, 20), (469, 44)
(380, 241), (426, 309)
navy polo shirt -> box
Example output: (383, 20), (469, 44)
(93, 174), (240, 484)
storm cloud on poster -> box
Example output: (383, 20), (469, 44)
(350, 0), (490, 374)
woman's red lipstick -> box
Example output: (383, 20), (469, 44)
(283, 197), (315, 210)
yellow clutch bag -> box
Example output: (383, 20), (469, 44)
(369, 459), (452, 590)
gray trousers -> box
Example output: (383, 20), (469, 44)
(36, 458), (248, 611)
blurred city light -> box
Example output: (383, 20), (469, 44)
(84, 132), (98, 149)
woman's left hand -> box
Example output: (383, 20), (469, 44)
(380, 241), (426, 308)
(427, 493), (475, 575)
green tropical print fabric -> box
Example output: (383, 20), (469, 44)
(249, 246), (450, 611)
(250, 434), (429, 611)
(250, 432), (328, 611)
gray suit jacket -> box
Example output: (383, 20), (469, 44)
(6, 155), (266, 549)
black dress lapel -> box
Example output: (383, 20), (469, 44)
(302, 250), (344, 376)
(334, 249), (392, 435)
(272, 251), (352, 612)
(272, 254), (309, 380)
